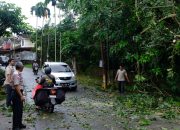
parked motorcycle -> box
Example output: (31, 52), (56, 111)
(33, 66), (38, 75)
(32, 85), (65, 113)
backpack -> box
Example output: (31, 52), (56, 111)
(43, 75), (54, 88)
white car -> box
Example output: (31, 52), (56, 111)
(42, 62), (77, 90)
(0, 55), (9, 66)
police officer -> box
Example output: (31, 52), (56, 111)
(12, 62), (26, 130)
(3, 58), (15, 107)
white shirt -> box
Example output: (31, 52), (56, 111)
(4, 65), (14, 86)
(12, 70), (24, 90)
(116, 69), (127, 81)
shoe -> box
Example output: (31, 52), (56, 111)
(19, 124), (26, 129)
(13, 127), (20, 130)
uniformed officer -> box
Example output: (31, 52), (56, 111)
(3, 58), (15, 107)
(12, 62), (26, 130)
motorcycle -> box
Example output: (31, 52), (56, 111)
(32, 84), (65, 113)
(33, 66), (38, 75)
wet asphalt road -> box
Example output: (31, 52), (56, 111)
(22, 67), (122, 130)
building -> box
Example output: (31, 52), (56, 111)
(0, 35), (36, 61)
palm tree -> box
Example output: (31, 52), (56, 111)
(45, 0), (57, 62)
(31, 2), (50, 66)
(56, 1), (65, 62)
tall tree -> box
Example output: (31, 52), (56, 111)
(0, 1), (30, 36)
(63, 0), (180, 93)
(31, 2), (50, 65)
(45, 0), (58, 62)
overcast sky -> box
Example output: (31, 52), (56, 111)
(0, 0), (59, 28)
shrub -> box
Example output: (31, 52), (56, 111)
(0, 68), (5, 86)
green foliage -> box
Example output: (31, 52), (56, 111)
(24, 64), (32, 68)
(138, 118), (151, 126)
(31, 0), (180, 95)
(115, 94), (156, 116)
(77, 74), (102, 88)
(31, 2), (50, 18)
(0, 69), (5, 100)
(110, 41), (128, 55)
(150, 67), (162, 76)
(134, 74), (146, 82)
(0, 69), (5, 81)
(174, 40), (180, 55)
(114, 94), (179, 120)
(0, 1), (32, 36)
(0, 87), (5, 101)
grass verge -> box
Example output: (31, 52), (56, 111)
(77, 74), (180, 128)
(24, 64), (32, 68)
(77, 74), (102, 89)
(0, 87), (6, 101)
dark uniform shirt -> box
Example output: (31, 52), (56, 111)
(39, 74), (56, 88)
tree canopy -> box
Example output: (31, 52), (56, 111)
(31, 0), (180, 95)
(0, 1), (32, 36)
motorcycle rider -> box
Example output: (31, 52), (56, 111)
(39, 67), (56, 88)
(32, 60), (39, 74)
(33, 67), (65, 112)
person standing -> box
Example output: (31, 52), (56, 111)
(115, 64), (130, 94)
(3, 58), (15, 107)
(11, 62), (26, 130)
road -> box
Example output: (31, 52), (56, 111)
(1, 67), (179, 130)
(22, 67), (122, 130)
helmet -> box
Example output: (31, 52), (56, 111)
(44, 67), (51, 74)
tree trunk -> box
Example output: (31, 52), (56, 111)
(40, 17), (45, 67)
(47, 33), (50, 62)
(54, 5), (57, 62)
(100, 42), (108, 89)
(35, 17), (38, 59)
(72, 56), (77, 75)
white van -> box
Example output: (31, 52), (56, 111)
(42, 62), (77, 90)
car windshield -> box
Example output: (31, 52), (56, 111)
(50, 65), (71, 72)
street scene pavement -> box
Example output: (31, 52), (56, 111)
(0, 67), (123, 130)
(0, 67), (180, 130)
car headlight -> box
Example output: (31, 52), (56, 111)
(71, 75), (76, 80)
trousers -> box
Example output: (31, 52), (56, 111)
(118, 81), (125, 93)
(4, 84), (13, 107)
(12, 90), (23, 128)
